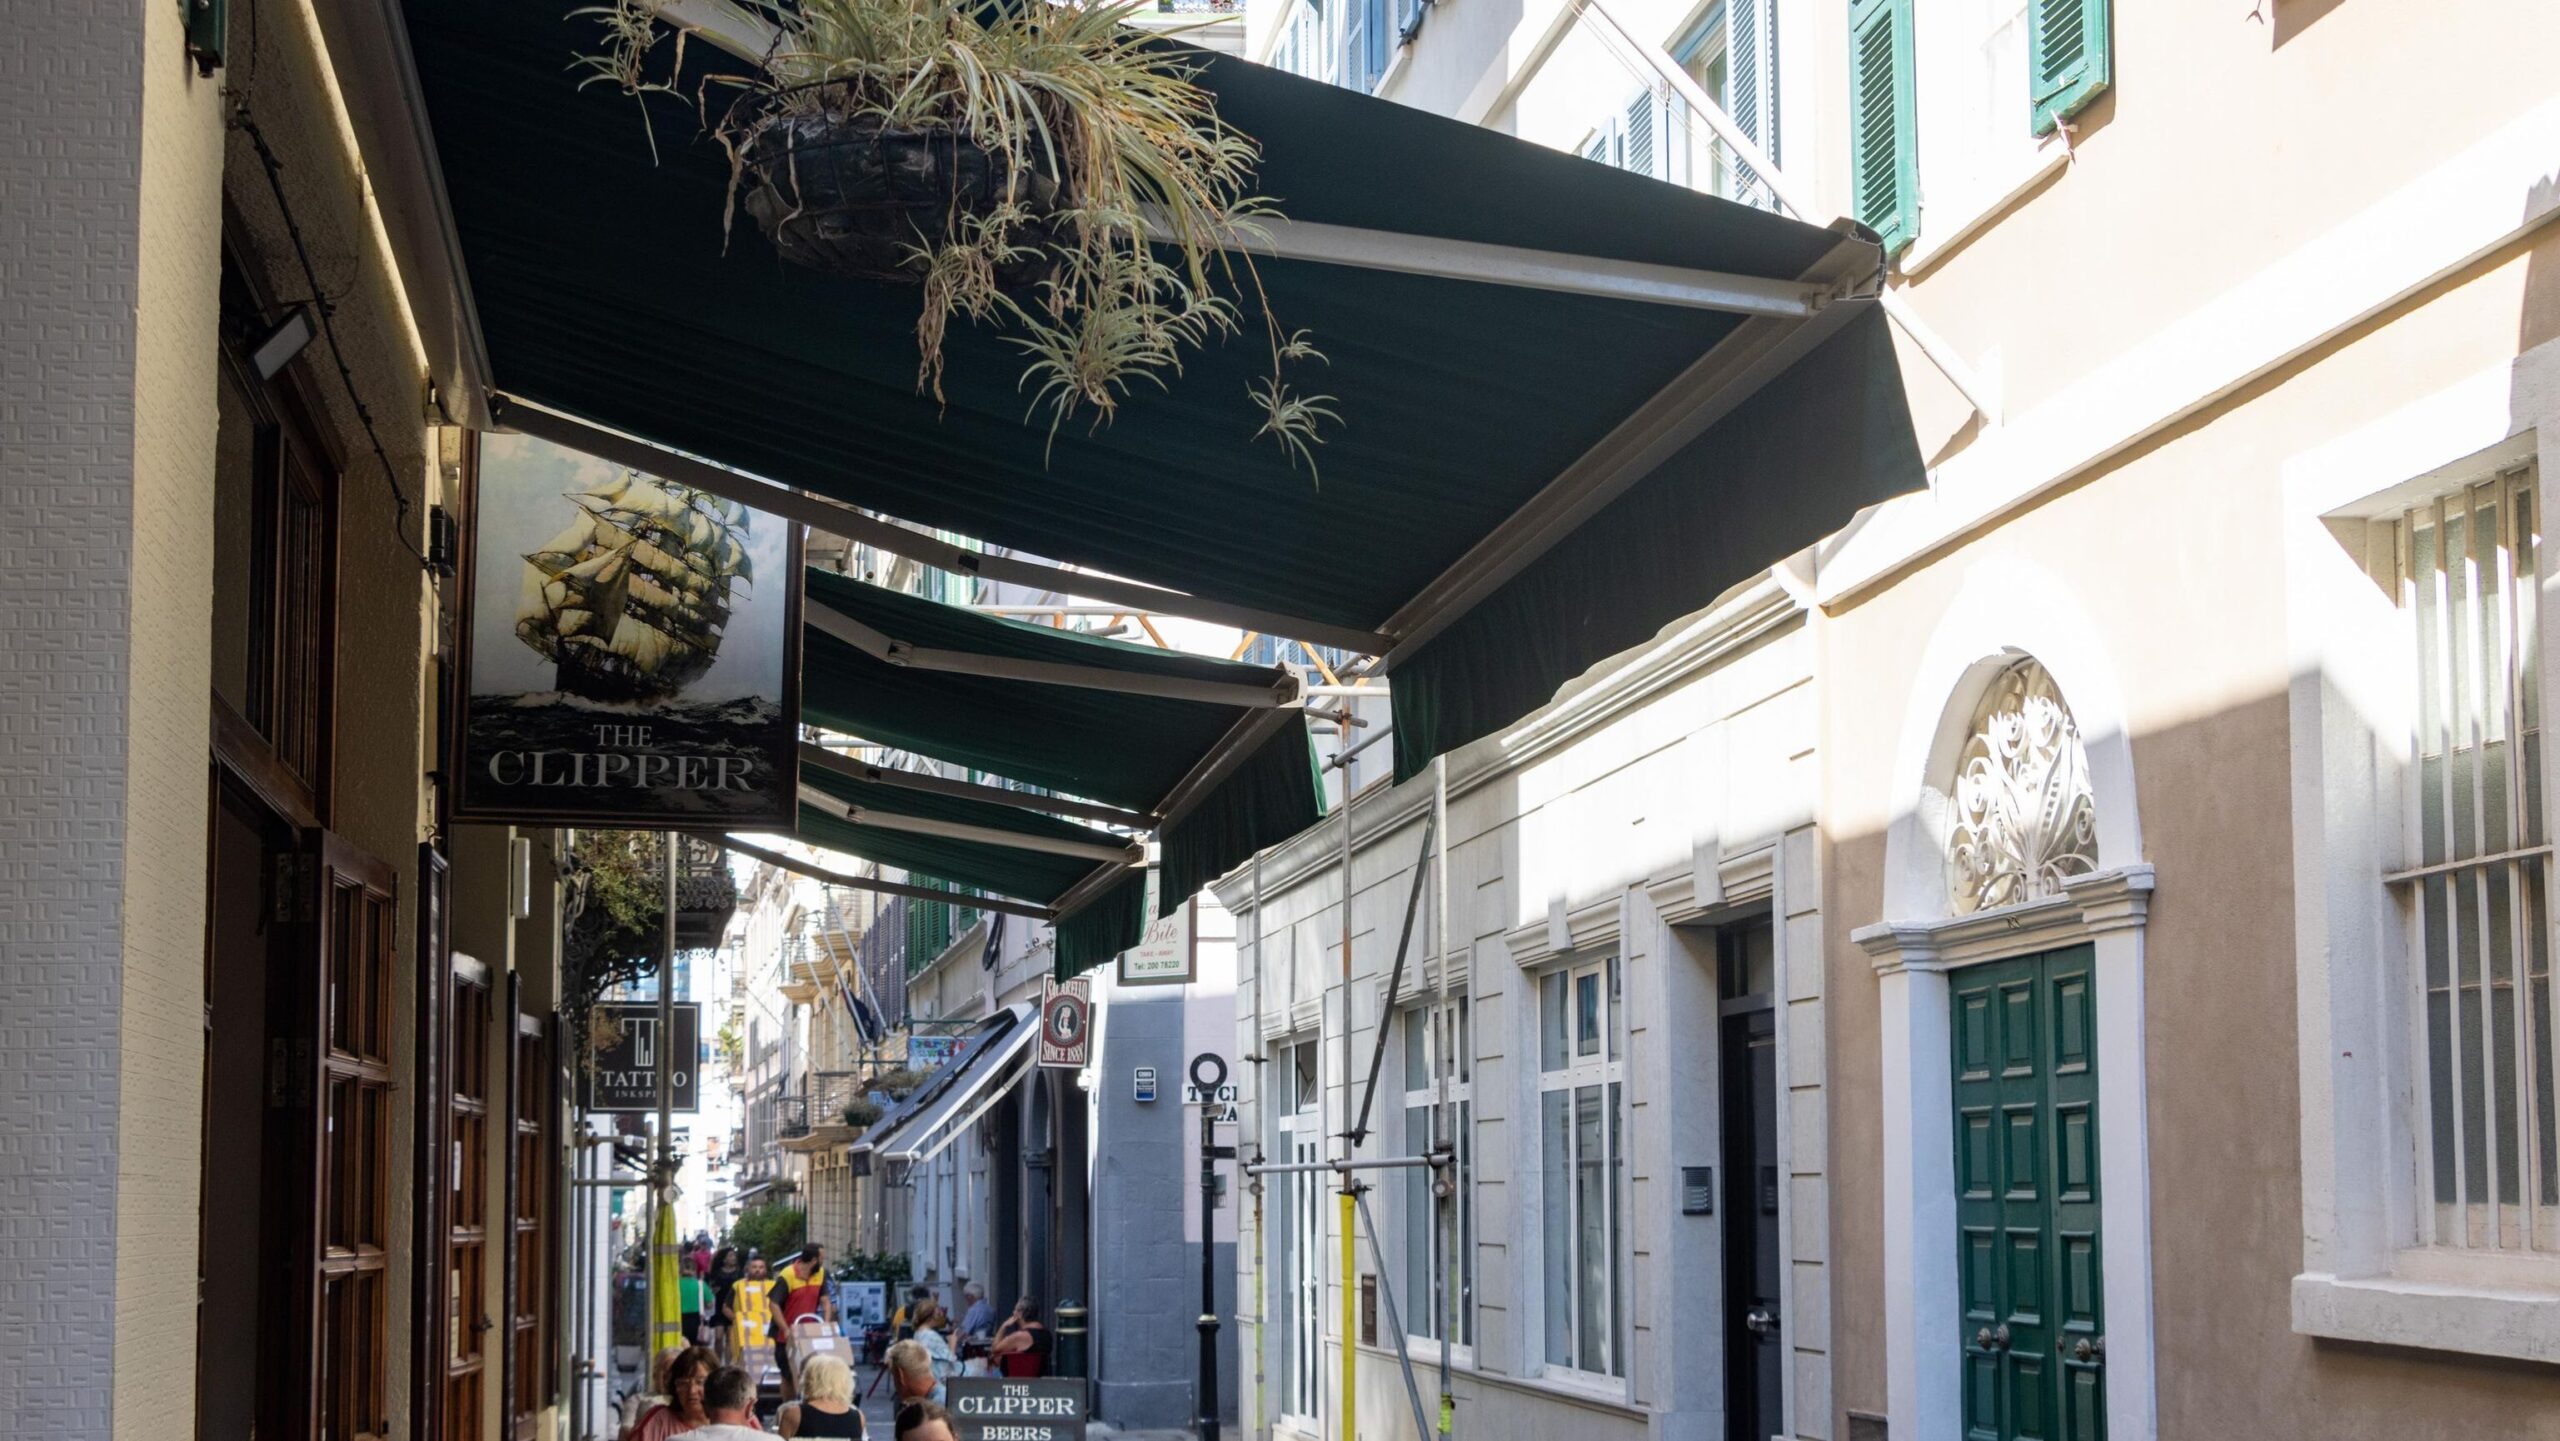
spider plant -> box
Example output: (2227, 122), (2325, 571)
(580, 0), (1338, 476)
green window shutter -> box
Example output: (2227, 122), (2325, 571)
(2028, 0), (2111, 137)
(182, 0), (226, 73)
(1848, 0), (1917, 252)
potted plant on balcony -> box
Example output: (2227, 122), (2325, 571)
(580, 0), (1337, 471)
(843, 1096), (886, 1128)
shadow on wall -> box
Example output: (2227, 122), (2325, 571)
(2270, 0), (2349, 49)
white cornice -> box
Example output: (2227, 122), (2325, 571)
(1854, 865), (2153, 976)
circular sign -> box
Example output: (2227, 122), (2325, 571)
(1043, 988), (1089, 1049)
(1188, 1051), (1228, 1093)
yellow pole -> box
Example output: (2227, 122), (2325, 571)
(1340, 1190), (1357, 1441)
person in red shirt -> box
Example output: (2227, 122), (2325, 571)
(777, 1243), (834, 1328)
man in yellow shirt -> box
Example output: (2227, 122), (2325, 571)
(728, 1256), (778, 1364)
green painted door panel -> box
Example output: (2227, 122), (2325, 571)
(1952, 946), (2104, 1441)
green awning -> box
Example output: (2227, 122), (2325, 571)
(796, 761), (1132, 909)
(801, 570), (1322, 944)
(384, 0), (1925, 931)
(394, 0), (1922, 880)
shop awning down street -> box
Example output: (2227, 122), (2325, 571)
(848, 1006), (1039, 1178)
(351, 0), (1925, 960)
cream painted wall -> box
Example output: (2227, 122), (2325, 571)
(119, 5), (228, 1436)
(1223, 589), (1832, 1441)
(1821, 231), (2560, 1439)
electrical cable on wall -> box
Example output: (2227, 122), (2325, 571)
(225, 98), (432, 571)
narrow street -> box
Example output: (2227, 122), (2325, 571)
(7, 1), (2560, 1439)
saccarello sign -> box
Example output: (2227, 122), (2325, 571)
(452, 432), (803, 830)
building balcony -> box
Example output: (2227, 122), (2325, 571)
(776, 1069), (871, 1153)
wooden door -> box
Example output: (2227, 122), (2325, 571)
(1951, 946), (2105, 1441)
(302, 832), (396, 1441)
(504, 977), (556, 1437)
(448, 956), (495, 1439)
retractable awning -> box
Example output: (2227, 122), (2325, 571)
(365, 0), (1922, 923)
(800, 572), (1322, 926)
(852, 1007), (1038, 1170)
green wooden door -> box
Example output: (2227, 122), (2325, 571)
(1952, 946), (2105, 1441)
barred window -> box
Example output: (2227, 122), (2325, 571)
(2389, 463), (2558, 1253)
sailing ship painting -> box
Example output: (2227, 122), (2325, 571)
(516, 471), (752, 702)
(455, 433), (802, 829)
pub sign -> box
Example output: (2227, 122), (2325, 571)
(454, 432), (802, 829)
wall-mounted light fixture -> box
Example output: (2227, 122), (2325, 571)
(250, 305), (315, 380)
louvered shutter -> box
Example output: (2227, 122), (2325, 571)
(1725, 0), (1779, 205)
(2028, 0), (2111, 136)
(1847, 0), (1917, 251)
(1623, 87), (1660, 179)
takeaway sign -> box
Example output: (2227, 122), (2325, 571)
(945, 1377), (1087, 1441)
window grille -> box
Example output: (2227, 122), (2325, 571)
(2388, 464), (2558, 1253)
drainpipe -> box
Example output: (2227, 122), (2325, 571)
(1337, 760), (1357, 1441)
(1433, 755), (1454, 1437)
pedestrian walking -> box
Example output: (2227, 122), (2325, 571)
(685, 1366), (771, 1439)
(777, 1243), (833, 1327)
(892, 1401), (955, 1441)
(776, 1353), (863, 1438)
(730, 1257), (780, 1372)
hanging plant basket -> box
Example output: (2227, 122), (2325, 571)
(736, 96), (1070, 287)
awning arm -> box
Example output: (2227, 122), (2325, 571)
(495, 398), (1394, 657)
(1187, 215), (1825, 320)
(1377, 224), (1881, 667)
(800, 741), (1155, 829)
(805, 589), (1305, 710)
(1048, 852), (1146, 923)
(797, 785), (1146, 866)
(721, 834), (1056, 920)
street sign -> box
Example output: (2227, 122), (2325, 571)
(1180, 1082), (1239, 1105)
(1038, 978), (1091, 1069)
(579, 1002), (701, 1112)
(1133, 1066), (1158, 1103)
(946, 1376), (1087, 1440)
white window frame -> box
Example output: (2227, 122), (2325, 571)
(1273, 1036), (1326, 1429)
(1534, 954), (1629, 1385)
(2284, 370), (2560, 1364)
(1399, 998), (1474, 1357)
(2381, 464), (2559, 1259)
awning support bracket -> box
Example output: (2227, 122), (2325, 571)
(797, 783), (1145, 866)
(806, 593), (1304, 710)
(720, 834), (1055, 921)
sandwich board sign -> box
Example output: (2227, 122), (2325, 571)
(946, 1377), (1087, 1440)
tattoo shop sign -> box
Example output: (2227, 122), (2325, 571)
(946, 1377), (1087, 1441)
(580, 1002), (700, 1113)
(454, 432), (803, 829)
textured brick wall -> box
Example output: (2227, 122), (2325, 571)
(0, 4), (148, 1434)
(120, 1), (225, 1434)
